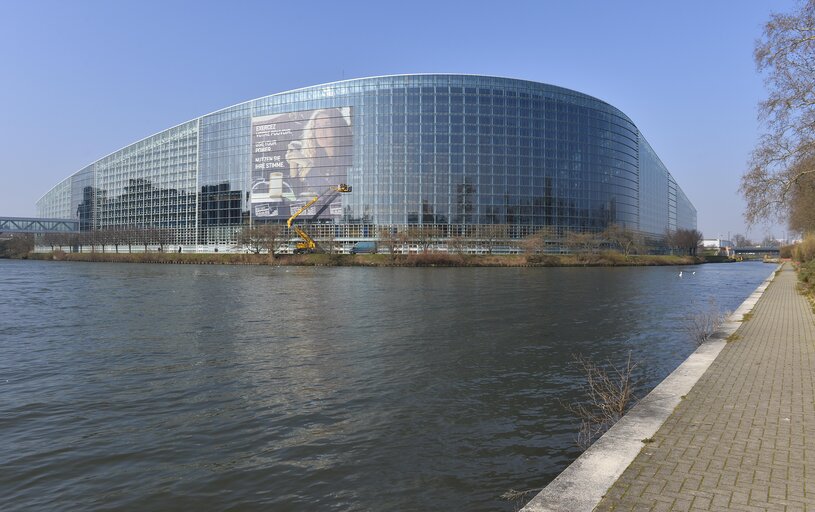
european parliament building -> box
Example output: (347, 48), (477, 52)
(36, 74), (696, 252)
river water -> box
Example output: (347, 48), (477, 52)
(0, 259), (774, 511)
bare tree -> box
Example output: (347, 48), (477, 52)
(663, 228), (677, 255)
(521, 226), (556, 254)
(322, 230), (338, 255)
(447, 235), (469, 254)
(108, 227), (127, 254)
(66, 233), (82, 253)
(477, 223), (509, 254)
(84, 231), (98, 253)
(406, 225), (438, 253)
(54, 233), (65, 252)
(47, 233), (59, 252)
(732, 233), (753, 248)
(378, 226), (400, 258)
(77, 231), (90, 252)
(237, 224), (284, 256)
(122, 227), (138, 253)
(95, 229), (114, 253)
(789, 172), (815, 233)
(41, 232), (58, 252)
(260, 225), (283, 257)
(741, 1), (815, 226)
(603, 224), (642, 258)
(673, 228), (703, 256)
(236, 226), (260, 253)
(136, 228), (150, 252)
(564, 230), (601, 258)
(155, 228), (172, 252)
(396, 228), (411, 255)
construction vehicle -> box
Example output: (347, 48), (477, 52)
(287, 184), (352, 253)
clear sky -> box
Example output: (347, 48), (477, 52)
(0, 0), (795, 241)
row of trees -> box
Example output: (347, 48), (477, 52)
(377, 224), (514, 255)
(522, 226), (702, 257)
(39, 228), (177, 253)
(30, 223), (704, 258)
(234, 223), (524, 257)
(231, 223), (703, 257)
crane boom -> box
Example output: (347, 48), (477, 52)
(286, 195), (321, 229)
(287, 184), (352, 253)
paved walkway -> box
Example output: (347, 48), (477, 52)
(595, 263), (815, 511)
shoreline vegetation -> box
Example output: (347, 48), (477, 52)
(3, 224), (720, 267)
(21, 250), (713, 267)
(793, 236), (815, 304)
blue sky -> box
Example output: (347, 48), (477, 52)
(0, 0), (795, 240)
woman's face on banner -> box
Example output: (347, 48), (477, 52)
(313, 112), (341, 149)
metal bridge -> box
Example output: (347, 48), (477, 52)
(0, 217), (79, 234)
(733, 246), (780, 256)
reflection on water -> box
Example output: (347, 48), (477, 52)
(0, 260), (774, 511)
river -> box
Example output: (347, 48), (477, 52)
(0, 259), (775, 511)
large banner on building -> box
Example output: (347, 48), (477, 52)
(250, 107), (353, 220)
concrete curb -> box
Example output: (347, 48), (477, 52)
(520, 264), (781, 512)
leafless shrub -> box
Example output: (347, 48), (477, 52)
(501, 352), (639, 506)
(685, 300), (731, 345)
(500, 488), (541, 510)
(564, 352), (640, 450)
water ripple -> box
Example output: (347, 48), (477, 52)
(0, 260), (774, 511)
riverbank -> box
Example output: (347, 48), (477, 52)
(22, 251), (707, 267)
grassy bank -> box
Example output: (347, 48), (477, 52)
(25, 250), (704, 267)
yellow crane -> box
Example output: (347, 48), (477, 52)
(287, 184), (352, 253)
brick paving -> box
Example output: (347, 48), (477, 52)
(595, 263), (815, 511)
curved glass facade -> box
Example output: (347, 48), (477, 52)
(36, 74), (696, 250)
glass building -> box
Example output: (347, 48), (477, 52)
(36, 74), (696, 251)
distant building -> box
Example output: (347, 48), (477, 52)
(702, 238), (734, 257)
(36, 74), (696, 252)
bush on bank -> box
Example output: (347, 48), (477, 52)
(793, 234), (815, 263)
(0, 234), (34, 258)
(793, 234), (815, 300)
(799, 259), (815, 293)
